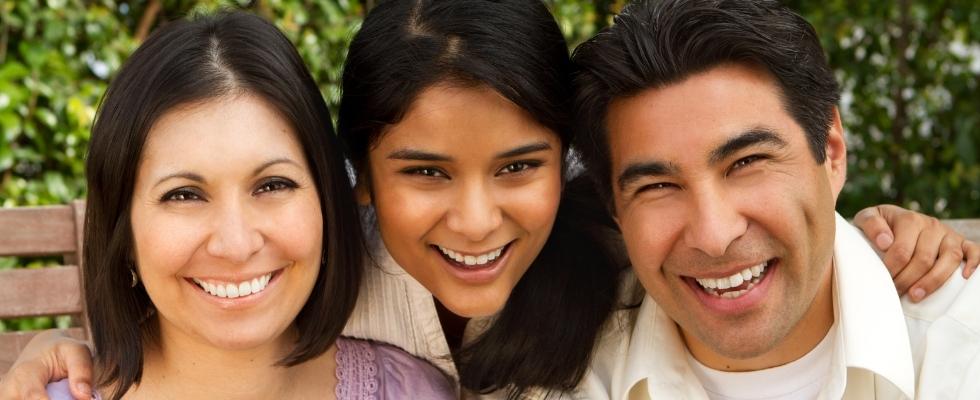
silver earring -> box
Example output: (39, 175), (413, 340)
(130, 267), (139, 288)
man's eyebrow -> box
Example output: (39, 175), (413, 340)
(617, 160), (679, 192)
(387, 149), (452, 162)
(494, 141), (552, 159)
(709, 128), (788, 165)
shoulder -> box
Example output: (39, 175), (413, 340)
(46, 379), (102, 400)
(336, 337), (456, 399)
(902, 264), (979, 327)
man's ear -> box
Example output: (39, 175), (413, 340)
(825, 107), (847, 201)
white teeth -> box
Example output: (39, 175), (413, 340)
(436, 245), (506, 267)
(741, 269), (753, 281)
(717, 277), (732, 290)
(192, 272), (274, 299)
(729, 273), (744, 288)
(695, 261), (769, 298)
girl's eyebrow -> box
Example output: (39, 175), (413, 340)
(387, 149), (452, 162)
(387, 141), (552, 162)
(494, 141), (552, 159)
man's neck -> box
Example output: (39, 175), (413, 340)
(121, 322), (337, 400)
(687, 265), (836, 372)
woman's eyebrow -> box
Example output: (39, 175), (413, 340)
(154, 172), (205, 188)
(251, 157), (300, 176)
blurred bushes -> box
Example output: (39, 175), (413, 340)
(0, 0), (977, 210)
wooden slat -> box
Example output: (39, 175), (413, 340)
(0, 328), (87, 376)
(942, 219), (980, 243)
(0, 205), (78, 256)
(0, 266), (83, 319)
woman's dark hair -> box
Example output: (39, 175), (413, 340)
(572, 0), (841, 201)
(338, 0), (624, 396)
(83, 11), (363, 400)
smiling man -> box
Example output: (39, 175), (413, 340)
(572, 0), (980, 399)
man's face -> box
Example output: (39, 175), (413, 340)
(605, 63), (847, 369)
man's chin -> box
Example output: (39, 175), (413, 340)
(683, 324), (786, 369)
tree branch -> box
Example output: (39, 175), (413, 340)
(135, 0), (162, 43)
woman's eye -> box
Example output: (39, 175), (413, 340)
(161, 188), (203, 202)
(255, 178), (298, 194)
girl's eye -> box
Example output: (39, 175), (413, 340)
(255, 178), (298, 194)
(497, 160), (543, 176)
(403, 167), (448, 179)
(161, 188), (203, 202)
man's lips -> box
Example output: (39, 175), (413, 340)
(684, 258), (777, 299)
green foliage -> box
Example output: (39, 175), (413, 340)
(786, 0), (980, 218)
(5, 1), (974, 217)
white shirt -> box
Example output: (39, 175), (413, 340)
(578, 212), (980, 399)
(687, 324), (835, 400)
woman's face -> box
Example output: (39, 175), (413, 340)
(363, 84), (563, 317)
(129, 94), (323, 351)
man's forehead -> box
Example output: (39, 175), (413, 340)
(605, 64), (798, 167)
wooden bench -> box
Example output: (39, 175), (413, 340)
(0, 201), (90, 375)
(0, 202), (978, 376)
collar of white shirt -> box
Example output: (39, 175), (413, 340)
(614, 212), (916, 399)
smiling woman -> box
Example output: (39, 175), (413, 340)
(51, 10), (453, 400)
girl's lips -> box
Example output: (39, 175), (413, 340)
(433, 241), (514, 284)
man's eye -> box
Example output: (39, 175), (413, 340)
(731, 155), (766, 172)
(636, 182), (678, 195)
(161, 188), (203, 202)
(255, 178), (298, 194)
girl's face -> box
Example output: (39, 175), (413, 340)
(130, 94), (323, 352)
(362, 84), (563, 317)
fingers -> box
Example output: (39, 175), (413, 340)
(853, 205), (896, 251)
(890, 220), (943, 295)
(962, 239), (979, 279)
(54, 342), (94, 400)
(0, 359), (54, 400)
(905, 233), (964, 302)
(880, 212), (928, 279)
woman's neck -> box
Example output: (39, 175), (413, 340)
(122, 323), (336, 400)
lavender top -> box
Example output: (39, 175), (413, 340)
(46, 337), (455, 399)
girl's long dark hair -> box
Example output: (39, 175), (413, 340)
(84, 11), (363, 400)
(338, 0), (625, 396)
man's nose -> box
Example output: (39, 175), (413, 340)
(683, 186), (747, 257)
